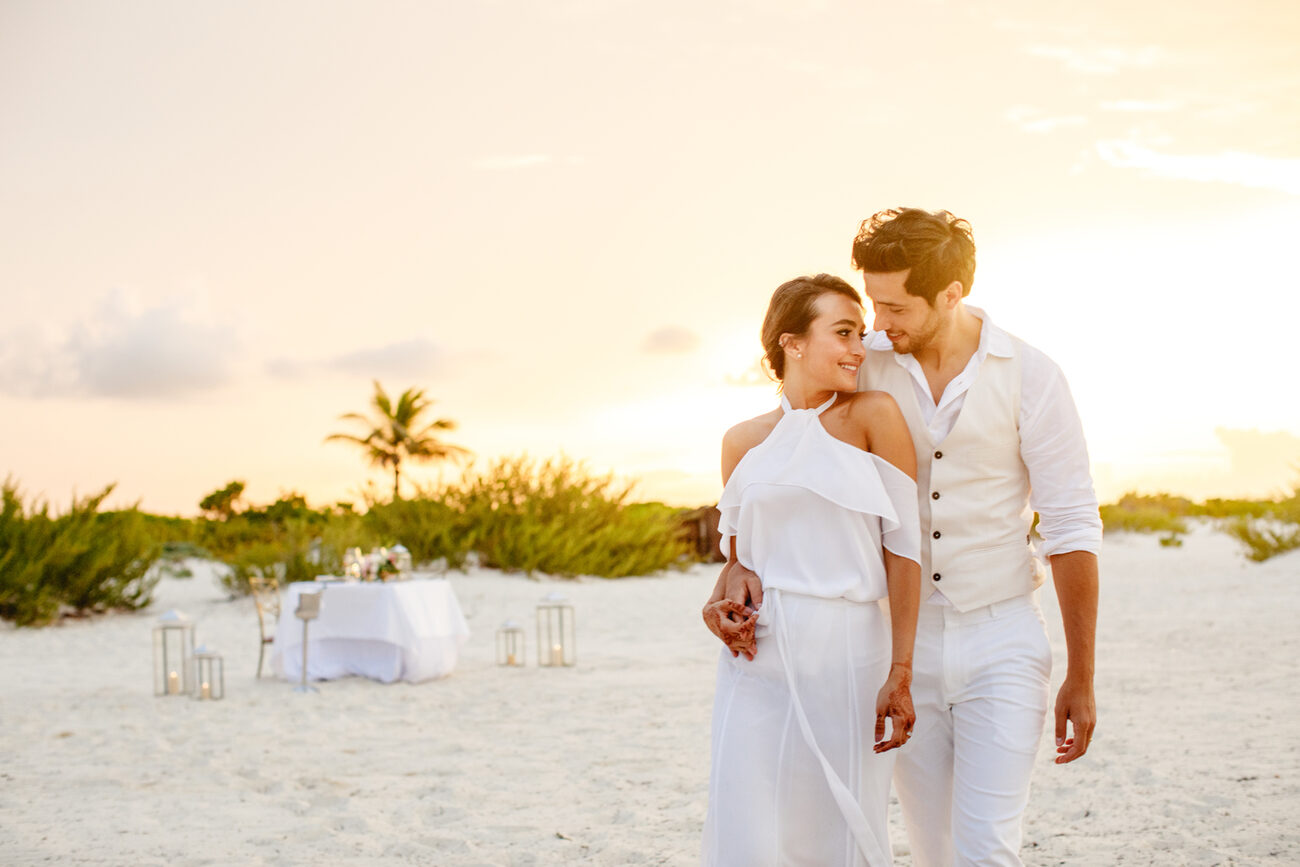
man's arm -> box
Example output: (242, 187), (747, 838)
(1018, 346), (1103, 765)
(1049, 550), (1098, 763)
(702, 547), (759, 659)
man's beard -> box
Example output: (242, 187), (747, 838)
(889, 309), (942, 355)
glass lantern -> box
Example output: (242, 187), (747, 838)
(536, 592), (575, 667)
(496, 620), (526, 667)
(152, 609), (195, 696)
(191, 645), (225, 700)
(342, 547), (363, 581)
(390, 543), (413, 576)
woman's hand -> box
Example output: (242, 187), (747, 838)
(873, 664), (916, 753)
(702, 598), (759, 660)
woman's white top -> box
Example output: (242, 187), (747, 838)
(718, 394), (921, 599)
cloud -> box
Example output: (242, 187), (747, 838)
(0, 289), (238, 399)
(642, 326), (700, 355)
(471, 154), (552, 170)
(1024, 43), (1168, 75)
(1215, 428), (1300, 494)
(1099, 100), (1178, 113)
(1096, 140), (1300, 195)
(327, 338), (442, 378)
(266, 338), (443, 381)
(1004, 105), (1087, 134)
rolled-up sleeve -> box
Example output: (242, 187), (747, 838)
(1019, 347), (1103, 558)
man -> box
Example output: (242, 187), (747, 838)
(707, 208), (1100, 865)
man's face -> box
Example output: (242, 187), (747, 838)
(861, 270), (942, 355)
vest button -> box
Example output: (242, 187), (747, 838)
(932, 573), (942, 581)
(934, 450), (943, 459)
(933, 530), (941, 539)
(931, 491), (940, 500)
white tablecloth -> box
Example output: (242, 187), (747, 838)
(271, 577), (470, 684)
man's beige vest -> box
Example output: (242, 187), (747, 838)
(859, 344), (1041, 612)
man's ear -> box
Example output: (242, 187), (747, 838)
(939, 280), (963, 310)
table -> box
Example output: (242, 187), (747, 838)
(271, 577), (470, 684)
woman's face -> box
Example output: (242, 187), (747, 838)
(787, 292), (867, 392)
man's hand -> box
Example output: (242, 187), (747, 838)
(873, 665), (915, 753)
(1053, 674), (1096, 763)
(723, 561), (762, 611)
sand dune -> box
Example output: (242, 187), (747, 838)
(1, 523), (1296, 865)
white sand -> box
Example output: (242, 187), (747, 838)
(1, 524), (1297, 865)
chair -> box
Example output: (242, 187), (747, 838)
(249, 574), (281, 678)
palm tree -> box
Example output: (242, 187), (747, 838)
(325, 381), (471, 500)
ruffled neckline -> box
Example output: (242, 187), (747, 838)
(719, 398), (914, 532)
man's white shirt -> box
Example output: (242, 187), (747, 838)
(863, 306), (1102, 602)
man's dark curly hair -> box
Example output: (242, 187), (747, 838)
(850, 208), (976, 305)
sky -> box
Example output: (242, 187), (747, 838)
(2, 0), (1299, 515)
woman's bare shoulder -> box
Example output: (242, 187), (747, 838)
(843, 390), (905, 428)
(723, 408), (782, 455)
(721, 408), (781, 483)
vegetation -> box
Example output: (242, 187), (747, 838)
(9, 453), (1299, 626)
(1099, 493), (1192, 536)
(0, 480), (161, 626)
(325, 381), (470, 500)
(1098, 488), (1300, 562)
(1223, 517), (1300, 562)
(438, 456), (690, 578)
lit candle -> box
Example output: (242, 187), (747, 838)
(506, 653), (518, 666)
(551, 644), (564, 666)
(200, 681), (211, 699)
(167, 670), (180, 695)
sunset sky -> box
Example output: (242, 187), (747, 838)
(3, 0), (1298, 515)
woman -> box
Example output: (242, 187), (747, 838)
(701, 274), (922, 867)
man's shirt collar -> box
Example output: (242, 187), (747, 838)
(864, 305), (1013, 360)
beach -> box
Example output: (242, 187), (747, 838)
(1, 523), (1296, 866)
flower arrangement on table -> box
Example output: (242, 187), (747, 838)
(342, 544), (413, 581)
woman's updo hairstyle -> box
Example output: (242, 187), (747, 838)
(761, 274), (863, 381)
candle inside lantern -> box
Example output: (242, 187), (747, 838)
(551, 644), (563, 666)
(167, 670), (180, 695)
(200, 681), (211, 699)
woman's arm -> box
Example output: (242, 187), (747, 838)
(874, 548), (920, 752)
(855, 392), (921, 751)
(701, 420), (768, 658)
(702, 537), (758, 659)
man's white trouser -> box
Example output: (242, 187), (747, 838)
(893, 594), (1051, 867)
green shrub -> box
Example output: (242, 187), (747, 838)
(445, 456), (690, 577)
(1223, 517), (1300, 562)
(0, 481), (161, 626)
(362, 496), (471, 569)
(1099, 493), (1189, 535)
(199, 495), (353, 595)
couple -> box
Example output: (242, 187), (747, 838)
(701, 208), (1100, 866)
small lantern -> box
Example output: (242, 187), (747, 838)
(153, 609), (196, 696)
(191, 645), (225, 700)
(536, 592), (576, 667)
(343, 547), (363, 581)
(496, 620), (526, 667)
(391, 543), (413, 575)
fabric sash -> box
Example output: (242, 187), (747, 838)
(761, 589), (891, 866)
